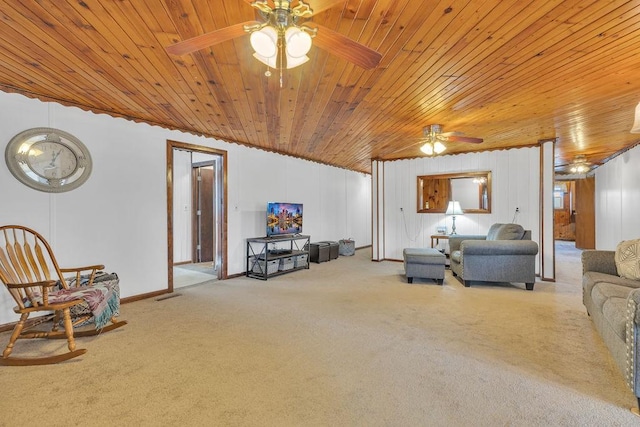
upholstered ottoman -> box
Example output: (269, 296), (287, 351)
(309, 242), (331, 263)
(319, 241), (339, 260)
(403, 248), (446, 284)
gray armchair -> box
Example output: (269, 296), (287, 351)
(449, 223), (539, 290)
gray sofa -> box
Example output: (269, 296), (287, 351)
(582, 249), (640, 413)
(449, 223), (539, 290)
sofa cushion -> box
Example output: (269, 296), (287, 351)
(584, 271), (640, 289)
(615, 239), (640, 280)
(591, 282), (634, 311)
(602, 297), (628, 342)
(486, 223), (504, 240)
(492, 224), (525, 240)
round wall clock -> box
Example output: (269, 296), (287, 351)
(5, 127), (92, 193)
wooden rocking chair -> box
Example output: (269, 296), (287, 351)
(0, 225), (127, 365)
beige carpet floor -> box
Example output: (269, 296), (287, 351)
(1, 244), (638, 426)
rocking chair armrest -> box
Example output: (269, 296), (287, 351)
(60, 264), (105, 288)
(7, 279), (57, 306)
(59, 264), (105, 273)
(6, 279), (57, 290)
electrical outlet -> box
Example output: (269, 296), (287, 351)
(400, 207), (403, 212)
(516, 207), (520, 212)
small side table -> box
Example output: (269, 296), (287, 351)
(430, 234), (451, 267)
(430, 234), (449, 248)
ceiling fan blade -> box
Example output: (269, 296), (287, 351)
(166, 21), (258, 55)
(307, 0), (345, 15)
(311, 24), (381, 69)
(445, 135), (483, 144)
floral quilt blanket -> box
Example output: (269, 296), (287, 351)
(51, 272), (120, 329)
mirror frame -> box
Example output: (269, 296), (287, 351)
(417, 171), (492, 214)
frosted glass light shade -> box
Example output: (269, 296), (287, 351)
(250, 26), (278, 58)
(632, 102), (640, 133)
(420, 141), (446, 155)
(420, 142), (434, 155)
(285, 53), (309, 69)
(570, 163), (589, 173)
(285, 27), (312, 58)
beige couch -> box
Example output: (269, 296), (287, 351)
(582, 248), (640, 413)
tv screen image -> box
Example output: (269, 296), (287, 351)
(267, 202), (303, 236)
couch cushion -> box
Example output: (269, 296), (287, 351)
(486, 223), (505, 240)
(584, 272), (640, 289)
(492, 224), (525, 240)
(602, 297), (628, 342)
(590, 282), (634, 311)
(615, 239), (640, 280)
(403, 248), (445, 264)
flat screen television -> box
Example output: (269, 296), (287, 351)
(266, 202), (303, 237)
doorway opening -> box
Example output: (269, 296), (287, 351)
(167, 140), (227, 292)
(553, 177), (595, 250)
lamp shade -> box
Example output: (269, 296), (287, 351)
(250, 26), (278, 58)
(285, 53), (309, 69)
(285, 27), (312, 58)
(420, 142), (434, 155)
(420, 141), (446, 155)
(632, 102), (640, 133)
(445, 201), (463, 215)
(254, 51), (309, 70)
(569, 163), (589, 173)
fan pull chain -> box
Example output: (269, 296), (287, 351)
(279, 36), (284, 88)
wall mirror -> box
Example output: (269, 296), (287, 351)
(417, 171), (492, 213)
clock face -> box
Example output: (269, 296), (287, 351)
(27, 140), (78, 180)
(5, 128), (92, 193)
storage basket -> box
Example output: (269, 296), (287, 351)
(252, 258), (279, 275)
(294, 253), (309, 268)
(279, 256), (295, 271)
(339, 239), (356, 256)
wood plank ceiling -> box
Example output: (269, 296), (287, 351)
(1, 0), (639, 174)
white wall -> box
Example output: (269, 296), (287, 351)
(381, 147), (540, 260)
(594, 143), (640, 249)
(0, 92), (371, 325)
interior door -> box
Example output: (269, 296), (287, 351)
(192, 166), (214, 263)
(575, 176), (595, 249)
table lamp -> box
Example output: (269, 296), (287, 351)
(446, 201), (464, 235)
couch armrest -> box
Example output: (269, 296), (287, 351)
(449, 235), (486, 253)
(581, 250), (617, 276)
(626, 289), (640, 395)
(460, 239), (539, 256)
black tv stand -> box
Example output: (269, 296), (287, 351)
(246, 235), (310, 280)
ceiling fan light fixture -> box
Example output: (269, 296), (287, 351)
(285, 53), (309, 69)
(433, 141), (446, 154)
(570, 164), (589, 174)
(631, 102), (640, 133)
(250, 26), (278, 58)
(420, 142), (434, 155)
(253, 52), (277, 69)
(569, 154), (590, 174)
(285, 27), (312, 57)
